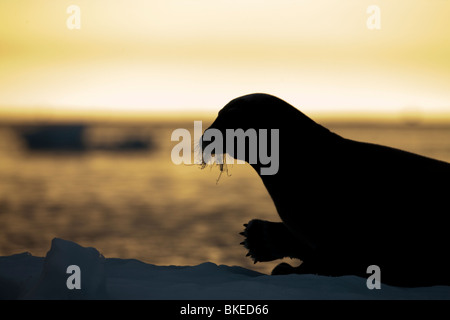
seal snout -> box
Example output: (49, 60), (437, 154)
(199, 126), (219, 160)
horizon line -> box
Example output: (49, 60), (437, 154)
(1, 108), (450, 125)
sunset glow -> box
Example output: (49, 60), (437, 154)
(1, 0), (450, 121)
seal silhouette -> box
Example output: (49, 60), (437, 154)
(201, 93), (450, 287)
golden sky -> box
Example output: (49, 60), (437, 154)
(1, 0), (450, 120)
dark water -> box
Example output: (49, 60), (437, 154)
(1, 120), (450, 274)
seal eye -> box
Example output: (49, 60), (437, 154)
(219, 108), (249, 131)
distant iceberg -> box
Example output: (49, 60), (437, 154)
(18, 124), (154, 152)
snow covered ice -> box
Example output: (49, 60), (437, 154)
(0, 238), (449, 300)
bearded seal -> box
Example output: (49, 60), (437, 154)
(201, 93), (450, 287)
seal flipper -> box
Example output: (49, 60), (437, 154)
(240, 219), (304, 263)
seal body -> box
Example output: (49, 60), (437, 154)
(202, 93), (450, 287)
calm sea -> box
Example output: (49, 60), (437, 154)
(1, 120), (450, 274)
